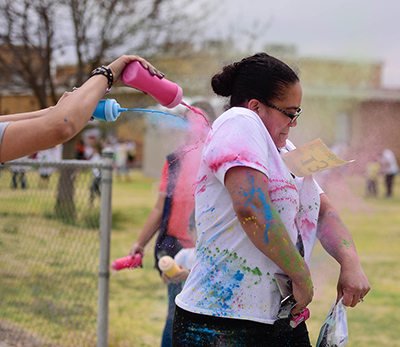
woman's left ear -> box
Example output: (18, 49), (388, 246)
(247, 99), (262, 114)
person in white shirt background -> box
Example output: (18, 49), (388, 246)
(380, 148), (399, 198)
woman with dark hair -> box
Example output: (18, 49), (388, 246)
(173, 53), (370, 346)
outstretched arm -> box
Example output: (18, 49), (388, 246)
(0, 107), (55, 122)
(129, 192), (166, 256)
(317, 193), (370, 307)
(0, 55), (162, 163)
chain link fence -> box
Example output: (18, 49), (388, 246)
(0, 153), (113, 347)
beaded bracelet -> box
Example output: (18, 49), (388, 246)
(90, 65), (113, 92)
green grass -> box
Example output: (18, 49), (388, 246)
(108, 172), (166, 347)
(108, 173), (400, 347)
(306, 176), (400, 346)
(0, 168), (100, 346)
(1, 168), (399, 346)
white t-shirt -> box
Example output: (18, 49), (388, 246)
(0, 122), (11, 163)
(174, 248), (196, 271)
(176, 107), (322, 324)
(381, 149), (399, 175)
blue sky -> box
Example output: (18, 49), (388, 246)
(202, 0), (400, 88)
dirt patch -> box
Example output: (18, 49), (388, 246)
(0, 320), (56, 347)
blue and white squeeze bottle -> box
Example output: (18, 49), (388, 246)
(92, 99), (125, 122)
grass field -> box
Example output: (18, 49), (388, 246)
(0, 169), (101, 346)
(1, 168), (399, 346)
(108, 171), (400, 347)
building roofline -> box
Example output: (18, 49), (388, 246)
(303, 85), (400, 102)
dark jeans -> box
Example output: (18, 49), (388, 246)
(90, 176), (101, 202)
(385, 174), (395, 197)
(366, 179), (377, 197)
(12, 171), (26, 189)
(172, 306), (312, 347)
(161, 282), (182, 347)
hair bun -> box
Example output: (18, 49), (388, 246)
(211, 63), (240, 97)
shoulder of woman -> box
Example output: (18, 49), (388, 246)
(213, 107), (263, 130)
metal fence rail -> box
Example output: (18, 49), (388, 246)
(0, 152), (113, 347)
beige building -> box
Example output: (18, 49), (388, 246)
(1, 45), (400, 177)
(139, 48), (400, 177)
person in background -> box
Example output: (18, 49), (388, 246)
(161, 210), (197, 286)
(173, 52), (370, 347)
(89, 143), (103, 204)
(0, 55), (163, 164)
(10, 157), (28, 189)
(127, 140), (137, 169)
(115, 139), (131, 182)
(83, 129), (101, 160)
(37, 145), (62, 189)
(128, 102), (216, 347)
(365, 153), (380, 197)
(75, 139), (86, 160)
(380, 148), (399, 198)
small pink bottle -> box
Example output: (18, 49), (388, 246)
(121, 61), (183, 108)
(110, 254), (142, 271)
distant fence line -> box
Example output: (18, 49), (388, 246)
(0, 151), (113, 347)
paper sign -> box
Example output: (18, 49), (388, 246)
(281, 138), (354, 177)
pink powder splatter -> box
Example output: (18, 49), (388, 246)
(196, 175), (208, 184)
(181, 101), (212, 129)
(196, 185), (206, 195)
(254, 161), (268, 173)
(208, 154), (243, 173)
(269, 182), (298, 195)
(298, 218), (316, 242)
(299, 218), (316, 232)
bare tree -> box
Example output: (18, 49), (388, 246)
(0, 0), (216, 222)
(0, 0), (214, 101)
(0, 0), (58, 107)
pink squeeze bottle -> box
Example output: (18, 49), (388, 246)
(121, 61), (183, 108)
(110, 254), (142, 271)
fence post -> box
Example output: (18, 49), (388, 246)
(97, 150), (114, 347)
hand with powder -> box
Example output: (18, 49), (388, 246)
(161, 266), (190, 284)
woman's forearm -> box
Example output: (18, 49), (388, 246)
(226, 166), (310, 281)
(317, 193), (370, 305)
(129, 193), (166, 255)
(0, 54), (163, 164)
(0, 107), (54, 122)
(0, 75), (108, 163)
(225, 166), (314, 313)
(237, 192), (310, 283)
(317, 193), (359, 264)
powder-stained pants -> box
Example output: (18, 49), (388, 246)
(172, 306), (312, 347)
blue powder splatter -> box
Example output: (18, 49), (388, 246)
(234, 270), (244, 281)
(256, 187), (273, 244)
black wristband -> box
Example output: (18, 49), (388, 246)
(90, 65), (113, 92)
